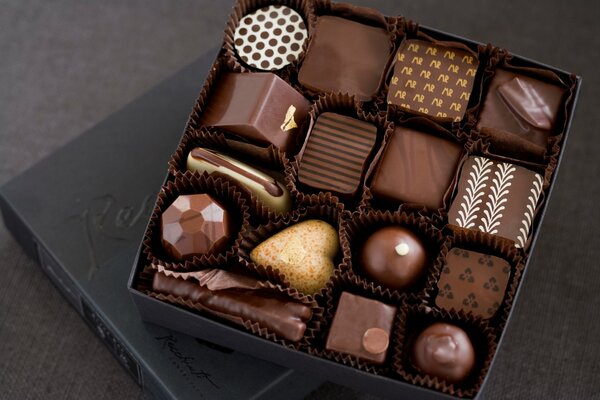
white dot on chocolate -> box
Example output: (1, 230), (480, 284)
(395, 242), (410, 256)
(233, 5), (308, 71)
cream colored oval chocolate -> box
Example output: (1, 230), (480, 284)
(187, 148), (292, 213)
(249, 220), (338, 295)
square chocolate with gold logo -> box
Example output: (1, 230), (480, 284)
(435, 248), (511, 319)
(387, 39), (479, 122)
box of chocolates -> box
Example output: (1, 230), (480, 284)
(128, 1), (581, 398)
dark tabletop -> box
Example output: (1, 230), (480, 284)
(1, 1), (599, 399)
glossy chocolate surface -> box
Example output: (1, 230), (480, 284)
(359, 226), (427, 291)
(412, 322), (475, 383)
(448, 156), (544, 248)
(477, 69), (565, 154)
(234, 5), (308, 71)
(161, 194), (233, 260)
(199, 72), (310, 153)
(298, 112), (377, 196)
(369, 126), (463, 209)
(152, 270), (312, 342)
(436, 248), (511, 319)
(298, 16), (391, 100)
(387, 39), (479, 122)
(187, 147), (292, 213)
(325, 292), (396, 364)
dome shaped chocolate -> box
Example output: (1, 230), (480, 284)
(358, 226), (427, 290)
(412, 322), (475, 383)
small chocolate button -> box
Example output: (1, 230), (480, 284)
(362, 327), (390, 355)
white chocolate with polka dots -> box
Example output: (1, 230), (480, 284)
(234, 5), (308, 71)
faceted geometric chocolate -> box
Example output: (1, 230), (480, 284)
(161, 194), (233, 260)
(387, 39), (479, 122)
(298, 112), (377, 197)
(199, 72), (311, 153)
(477, 69), (565, 154)
(233, 5), (308, 71)
(436, 247), (511, 319)
(325, 292), (396, 364)
(412, 322), (475, 383)
(298, 16), (391, 100)
(448, 156), (544, 248)
(369, 126), (463, 209)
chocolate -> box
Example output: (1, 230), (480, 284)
(199, 72), (311, 153)
(298, 112), (377, 197)
(298, 16), (391, 100)
(250, 220), (338, 295)
(448, 156), (544, 248)
(387, 39), (479, 122)
(326, 292), (396, 364)
(152, 270), (312, 342)
(359, 226), (427, 291)
(234, 5), (308, 71)
(412, 322), (475, 383)
(477, 69), (565, 156)
(187, 147), (292, 213)
(161, 194), (233, 260)
(436, 248), (511, 319)
(369, 126), (463, 209)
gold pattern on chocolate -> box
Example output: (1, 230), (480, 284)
(280, 105), (298, 131)
(387, 39), (479, 122)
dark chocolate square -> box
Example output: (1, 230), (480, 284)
(369, 126), (463, 209)
(436, 248), (511, 319)
(477, 69), (565, 151)
(448, 156), (544, 248)
(387, 39), (479, 122)
(325, 292), (396, 364)
(298, 16), (391, 100)
(298, 112), (377, 197)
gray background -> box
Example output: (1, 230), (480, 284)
(0, 0), (598, 399)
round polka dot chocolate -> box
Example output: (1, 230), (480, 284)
(233, 5), (308, 71)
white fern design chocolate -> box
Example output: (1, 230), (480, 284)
(449, 156), (543, 248)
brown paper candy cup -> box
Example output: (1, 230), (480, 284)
(393, 304), (497, 398)
(306, 270), (405, 375)
(238, 194), (348, 299)
(141, 172), (250, 270)
(340, 209), (446, 302)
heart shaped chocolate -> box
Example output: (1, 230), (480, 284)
(250, 220), (338, 295)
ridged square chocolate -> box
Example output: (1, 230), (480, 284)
(387, 39), (479, 122)
(369, 126), (463, 209)
(448, 156), (544, 248)
(298, 112), (377, 197)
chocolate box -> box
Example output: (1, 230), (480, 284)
(128, 1), (582, 399)
(0, 48), (322, 400)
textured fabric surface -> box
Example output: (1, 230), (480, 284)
(1, 0), (598, 399)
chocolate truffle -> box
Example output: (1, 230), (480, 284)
(436, 248), (511, 319)
(448, 156), (544, 248)
(387, 39), (479, 122)
(233, 5), (308, 71)
(199, 72), (311, 153)
(298, 112), (377, 197)
(250, 220), (338, 295)
(359, 226), (427, 291)
(326, 292), (396, 364)
(369, 126), (463, 209)
(298, 16), (391, 100)
(152, 270), (312, 342)
(412, 322), (475, 383)
(187, 147), (292, 213)
(477, 69), (565, 156)
(161, 194), (233, 260)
